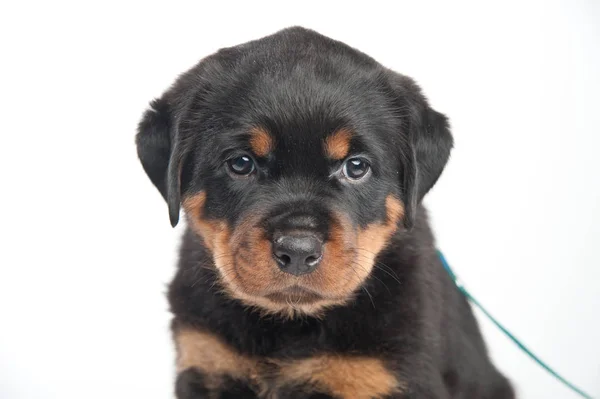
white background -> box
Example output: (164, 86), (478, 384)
(1, 1), (598, 398)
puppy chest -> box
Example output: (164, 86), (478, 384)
(175, 328), (403, 398)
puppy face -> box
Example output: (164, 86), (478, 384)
(137, 27), (453, 316)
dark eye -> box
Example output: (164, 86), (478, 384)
(227, 155), (255, 176)
(343, 158), (370, 180)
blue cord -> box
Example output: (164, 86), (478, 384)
(437, 250), (594, 399)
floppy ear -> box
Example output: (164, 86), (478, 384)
(136, 98), (185, 227)
(388, 73), (454, 229)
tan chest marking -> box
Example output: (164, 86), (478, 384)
(176, 328), (251, 377)
(280, 355), (402, 399)
(175, 328), (403, 398)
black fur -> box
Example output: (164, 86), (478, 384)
(176, 368), (258, 399)
(137, 27), (514, 398)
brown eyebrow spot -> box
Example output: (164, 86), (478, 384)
(324, 128), (353, 160)
(249, 127), (274, 157)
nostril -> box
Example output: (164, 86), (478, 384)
(277, 254), (291, 266)
(305, 255), (321, 267)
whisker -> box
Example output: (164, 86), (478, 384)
(345, 262), (377, 308)
(349, 261), (391, 294)
(371, 264), (402, 286)
(361, 286), (376, 309)
(351, 250), (403, 285)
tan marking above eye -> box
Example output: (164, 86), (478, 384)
(174, 327), (403, 398)
(324, 128), (353, 160)
(249, 126), (274, 157)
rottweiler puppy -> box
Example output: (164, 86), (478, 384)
(136, 27), (515, 399)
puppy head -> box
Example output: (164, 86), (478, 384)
(136, 27), (452, 317)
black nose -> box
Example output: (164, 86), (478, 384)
(273, 234), (323, 276)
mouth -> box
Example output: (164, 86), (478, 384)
(264, 285), (325, 304)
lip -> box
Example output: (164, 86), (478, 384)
(264, 286), (324, 304)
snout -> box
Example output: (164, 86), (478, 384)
(215, 201), (371, 314)
(272, 234), (323, 276)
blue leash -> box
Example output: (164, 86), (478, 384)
(437, 250), (594, 399)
